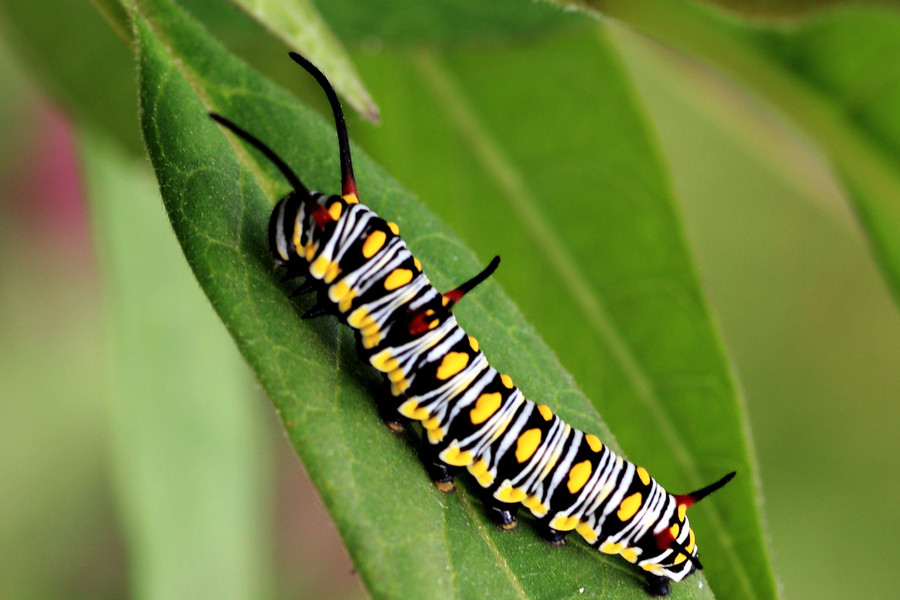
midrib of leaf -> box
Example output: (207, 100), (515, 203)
(411, 41), (755, 600)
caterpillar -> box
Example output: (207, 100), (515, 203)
(210, 52), (735, 598)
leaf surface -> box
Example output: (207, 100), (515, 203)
(130, 0), (719, 598)
(129, 0), (776, 598)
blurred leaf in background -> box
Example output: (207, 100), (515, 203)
(0, 40), (125, 599)
(0, 0), (898, 599)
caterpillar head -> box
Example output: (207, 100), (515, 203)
(212, 53), (358, 269)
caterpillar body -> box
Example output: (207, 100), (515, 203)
(210, 52), (735, 598)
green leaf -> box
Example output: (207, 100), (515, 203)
(566, 0), (900, 307)
(129, 0), (771, 599)
(227, 0), (378, 121)
(129, 1), (702, 599)
(80, 129), (276, 600)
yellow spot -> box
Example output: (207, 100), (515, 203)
(387, 221), (400, 235)
(500, 374), (514, 388)
(641, 563), (662, 572)
(523, 495), (548, 516)
(342, 193), (359, 204)
(436, 352), (468, 380)
(468, 461), (494, 487)
(673, 553), (687, 565)
(687, 529), (695, 552)
(387, 369), (406, 383)
(384, 269), (413, 291)
(469, 459), (488, 476)
(338, 290), (356, 313)
(392, 376), (408, 395)
(600, 541), (623, 555)
(414, 257), (422, 271)
(441, 446), (474, 467)
(617, 492), (643, 521)
(324, 261), (341, 283)
(329, 281), (350, 303)
(476, 472), (494, 486)
(347, 308), (371, 329)
(370, 351), (398, 373)
(311, 256), (330, 277)
(424, 419), (444, 443)
(515, 428), (542, 463)
(468, 336), (479, 352)
(363, 321), (380, 337)
(637, 466), (650, 486)
(576, 522), (598, 543)
(567, 460), (593, 494)
(585, 434), (603, 452)
(678, 504), (687, 521)
(537, 404), (553, 421)
(670, 523), (680, 539)
(362, 230), (386, 259)
(328, 202), (343, 220)
(550, 515), (579, 531)
(470, 392), (502, 425)
(398, 400), (429, 421)
(495, 486), (526, 503)
(362, 333), (381, 350)
(621, 548), (639, 563)
(305, 241), (317, 261)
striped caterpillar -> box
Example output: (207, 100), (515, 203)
(210, 52), (735, 597)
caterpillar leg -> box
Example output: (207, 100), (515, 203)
(643, 574), (671, 597)
(288, 277), (317, 297)
(375, 382), (408, 434)
(416, 441), (461, 493)
(301, 298), (335, 320)
(378, 403), (407, 434)
(535, 517), (569, 547)
(372, 384), (457, 487)
(480, 491), (519, 531)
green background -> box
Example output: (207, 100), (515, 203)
(1, 1), (898, 599)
